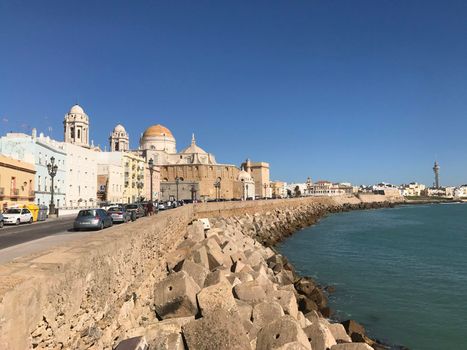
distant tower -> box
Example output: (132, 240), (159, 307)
(109, 124), (129, 151)
(63, 104), (90, 147)
(433, 161), (440, 188)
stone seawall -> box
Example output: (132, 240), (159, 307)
(0, 195), (403, 349)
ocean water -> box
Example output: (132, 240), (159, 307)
(277, 203), (467, 350)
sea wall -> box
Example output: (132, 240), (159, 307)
(0, 194), (403, 349)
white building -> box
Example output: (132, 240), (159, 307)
(400, 182), (426, 197)
(238, 170), (255, 200)
(64, 104), (90, 148)
(97, 152), (125, 204)
(62, 142), (98, 208)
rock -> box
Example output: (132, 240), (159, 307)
(114, 336), (148, 350)
(182, 308), (251, 350)
(142, 318), (194, 350)
(267, 289), (299, 319)
(187, 245), (210, 270)
(235, 299), (253, 322)
(296, 311), (307, 328)
(297, 295), (319, 314)
(341, 320), (371, 343)
(256, 315), (311, 350)
(166, 248), (189, 272)
(204, 267), (231, 287)
(153, 271), (200, 319)
(303, 321), (337, 350)
(330, 344), (375, 350)
(229, 251), (248, 264)
(275, 269), (295, 285)
(233, 281), (267, 304)
(328, 323), (352, 343)
(207, 248), (232, 270)
(185, 221), (205, 242)
(276, 342), (312, 350)
(180, 260), (209, 289)
(252, 301), (284, 328)
(294, 277), (316, 297)
(197, 280), (238, 316)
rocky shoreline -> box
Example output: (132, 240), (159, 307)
(113, 199), (404, 350)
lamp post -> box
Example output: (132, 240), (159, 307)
(148, 158), (154, 202)
(47, 156), (58, 215)
(214, 178), (221, 201)
(190, 184), (197, 202)
(175, 177), (180, 202)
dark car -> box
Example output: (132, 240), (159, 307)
(74, 209), (113, 231)
(107, 206), (132, 223)
(125, 204), (145, 219)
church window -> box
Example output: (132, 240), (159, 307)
(77, 129), (81, 139)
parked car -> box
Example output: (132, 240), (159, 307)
(73, 209), (113, 231)
(107, 206), (131, 223)
(3, 208), (33, 225)
(157, 202), (166, 211)
(0, 212), (4, 228)
(125, 204), (145, 219)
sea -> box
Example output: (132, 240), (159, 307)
(277, 203), (467, 350)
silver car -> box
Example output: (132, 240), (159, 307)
(107, 206), (131, 223)
(73, 209), (113, 231)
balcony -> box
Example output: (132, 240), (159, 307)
(10, 188), (19, 197)
(28, 190), (35, 199)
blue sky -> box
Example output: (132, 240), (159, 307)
(1, 0), (467, 186)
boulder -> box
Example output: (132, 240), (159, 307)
(233, 281), (267, 304)
(197, 280), (238, 316)
(187, 245), (210, 270)
(294, 277), (316, 297)
(341, 320), (370, 343)
(297, 295), (319, 314)
(328, 323), (352, 343)
(267, 289), (299, 319)
(143, 317), (193, 350)
(230, 251), (248, 264)
(114, 336), (149, 350)
(256, 315), (311, 350)
(252, 301), (284, 328)
(182, 308), (251, 350)
(166, 248), (189, 272)
(154, 271), (200, 319)
(180, 260), (209, 289)
(207, 248), (232, 270)
(330, 344), (374, 350)
(235, 299), (253, 322)
(303, 321), (336, 350)
(185, 221), (205, 242)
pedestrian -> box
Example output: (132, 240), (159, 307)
(147, 201), (154, 216)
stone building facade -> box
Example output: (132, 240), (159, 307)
(241, 159), (271, 198)
(109, 124), (129, 152)
(63, 104), (90, 148)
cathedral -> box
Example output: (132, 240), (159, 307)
(109, 123), (256, 201)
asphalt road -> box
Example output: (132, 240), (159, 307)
(0, 216), (76, 250)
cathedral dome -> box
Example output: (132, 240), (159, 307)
(238, 170), (253, 182)
(113, 124), (126, 133)
(70, 104), (85, 114)
(143, 124), (174, 139)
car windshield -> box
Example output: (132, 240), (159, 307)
(108, 207), (123, 212)
(78, 210), (96, 217)
(6, 208), (21, 214)
(126, 205), (137, 209)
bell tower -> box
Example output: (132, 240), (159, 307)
(63, 104), (90, 147)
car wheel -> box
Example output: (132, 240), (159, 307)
(99, 222), (104, 230)
(16, 219), (20, 225)
(29, 217), (33, 224)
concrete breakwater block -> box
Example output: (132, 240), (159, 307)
(303, 321), (337, 350)
(182, 308), (252, 350)
(197, 280), (238, 316)
(233, 280), (267, 304)
(330, 343), (375, 350)
(153, 271), (200, 319)
(255, 315), (311, 350)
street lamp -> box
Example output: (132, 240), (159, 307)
(214, 178), (221, 201)
(175, 176), (180, 202)
(148, 158), (154, 202)
(190, 184), (197, 202)
(47, 156), (58, 215)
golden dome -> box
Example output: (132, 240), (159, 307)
(142, 124), (174, 138)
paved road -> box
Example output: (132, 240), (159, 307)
(0, 216), (76, 250)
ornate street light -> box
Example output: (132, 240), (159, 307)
(175, 176), (180, 202)
(190, 184), (197, 202)
(214, 177), (221, 201)
(47, 156), (58, 215)
(148, 158), (154, 202)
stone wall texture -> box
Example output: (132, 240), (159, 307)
(0, 194), (403, 349)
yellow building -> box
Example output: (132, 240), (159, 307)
(123, 152), (146, 203)
(270, 181), (287, 199)
(0, 154), (36, 210)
